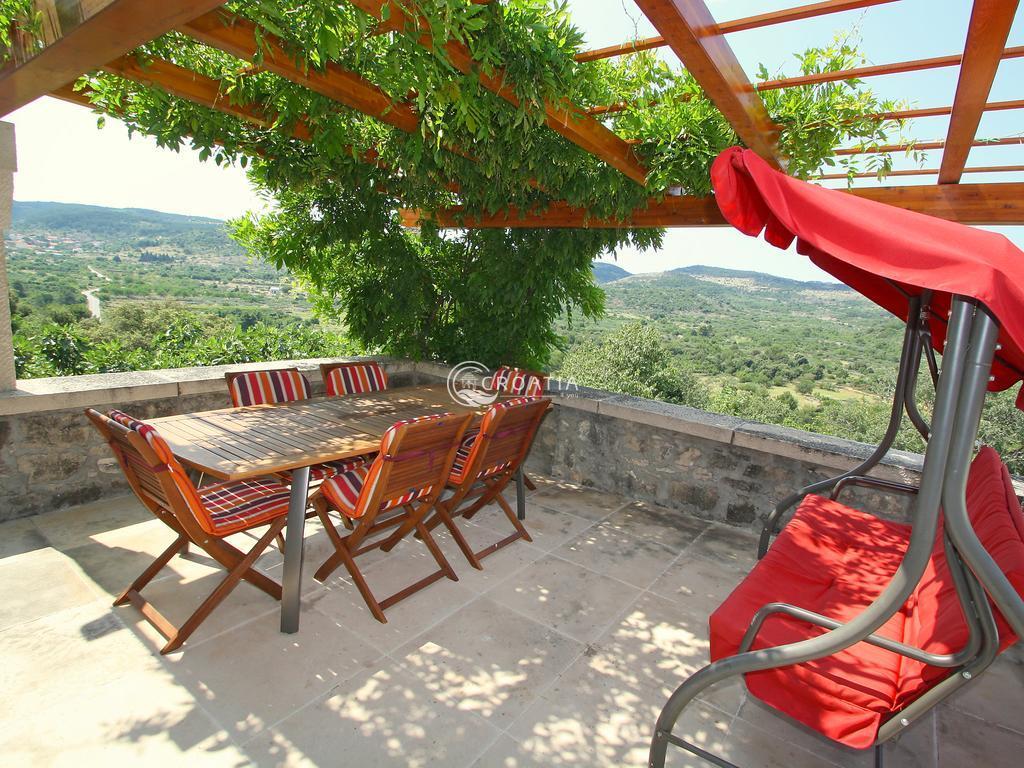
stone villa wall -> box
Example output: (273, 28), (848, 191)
(1, 357), (987, 528)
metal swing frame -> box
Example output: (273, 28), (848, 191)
(649, 296), (1024, 768)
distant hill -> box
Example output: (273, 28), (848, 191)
(670, 264), (848, 292)
(11, 200), (245, 260)
(592, 261), (631, 283)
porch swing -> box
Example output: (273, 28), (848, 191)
(650, 147), (1024, 768)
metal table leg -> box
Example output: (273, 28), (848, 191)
(515, 466), (526, 521)
(280, 466), (310, 634)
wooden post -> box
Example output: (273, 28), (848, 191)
(0, 121), (17, 390)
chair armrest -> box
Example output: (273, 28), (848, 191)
(830, 475), (919, 503)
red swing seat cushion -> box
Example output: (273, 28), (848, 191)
(709, 447), (1024, 750)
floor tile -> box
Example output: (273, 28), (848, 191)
(533, 484), (631, 522)
(32, 494), (153, 552)
(556, 521), (678, 590)
(396, 596), (584, 727)
(946, 653), (1024, 736)
(0, 516), (49, 561)
(648, 553), (745, 617)
(486, 554), (641, 643)
(0, 547), (97, 631)
(938, 709), (1024, 767)
(163, 605), (384, 743)
(687, 523), (760, 573)
(432, 521), (546, 595)
(246, 660), (501, 768)
(506, 503), (596, 552)
(308, 528), (477, 649)
(602, 501), (710, 552)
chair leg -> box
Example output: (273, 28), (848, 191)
(203, 537), (282, 600)
(523, 472), (537, 491)
(312, 497), (355, 583)
(416, 520), (459, 582)
(334, 542), (388, 624)
(114, 534), (189, 607)
(161, 518), (286, 653)
(494, 492), (534, 543)
(430, 503), (484, 570)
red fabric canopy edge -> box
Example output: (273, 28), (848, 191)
(711, 147), (1024, 410)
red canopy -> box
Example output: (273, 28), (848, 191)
(711, 147), (1024, 409)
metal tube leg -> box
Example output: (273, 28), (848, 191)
(280, 466), (310, 634)
(515, 466), (526, 520)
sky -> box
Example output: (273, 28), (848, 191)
(6, 0), (1024, 282)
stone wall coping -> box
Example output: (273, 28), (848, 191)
(6, 361), (1020, 493)
(0, 356), (408, 416)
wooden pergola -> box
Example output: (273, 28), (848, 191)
(0, 0), (1021, 231)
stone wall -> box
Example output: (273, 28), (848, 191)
(0, 358), (423, 521)
(5, 359), (1009, 530)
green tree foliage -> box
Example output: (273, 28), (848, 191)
(4, 0), (911, 366)
(559, 321), (708, 408)
(14, 303), (356, 378)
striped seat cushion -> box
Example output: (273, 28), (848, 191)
(228, 369), (312, 407)
(198, 477), (292, 534)
(449, 433), (510, 484)
(321, 465), (432, 520)
(326, 363), (389, 396)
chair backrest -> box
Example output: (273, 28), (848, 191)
(321, 361), (389, 396)
(225, 368), (312, 407)
(353, 412), (472, 517)
(493, 366), (547, 397)
(85, 409), (213, 537)
(454, 397), (550, 485)
(897, 446), (1024, 702)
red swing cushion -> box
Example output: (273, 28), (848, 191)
(709, 447), (1024, 749)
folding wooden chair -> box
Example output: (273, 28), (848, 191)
(320, 360), (389, 396)
(425, 397), (550, 570)
(489, 367), (548, 491)
(310, 412), (473, 623)
(85, 408), (291, 654)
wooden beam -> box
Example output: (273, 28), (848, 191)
(346, 0), (648, 185)
(869, 98), (1024, 121)
(406, 181), (1024, 228)
(835, 136), (1024, 154)
(938, 0), (1020, 185)
(179, 10), (421, 133)
(101, 54), (312, 140)
(633, 0), (782, 168)
(575, 0), (899, 62)
(758, 45), (1024, 90)
(817, 164), (1024, 179)
(0, 0), (226, 116)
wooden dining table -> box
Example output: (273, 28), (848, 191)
(149, 383), (525, 634)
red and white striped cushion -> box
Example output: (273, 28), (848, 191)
(321, 465), (432, 520)
(325, 362), (389, 396)
(198, 477), (292, 533)
(321, 413), (449, 519)
(494, 366), (544, 396)
(447, 397), (535, 485)
(228, 369), (312, 407)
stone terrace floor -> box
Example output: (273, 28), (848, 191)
(1, 478), (1022, 767)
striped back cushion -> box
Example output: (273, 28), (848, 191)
(325, 362), (389, 396)
(106, 410), (215, 533)
(353, 413), (461, 516)
(227, 369), (312, 407)
(494, 366), (546, 397)
(452, 397), (546, 484)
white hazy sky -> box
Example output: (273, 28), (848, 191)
(6, 0), (1024, 282)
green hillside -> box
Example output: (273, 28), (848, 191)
(591, 261), (631, 284)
